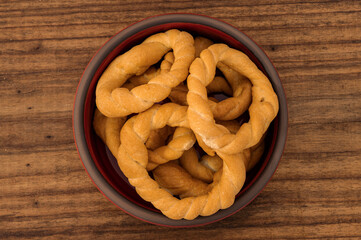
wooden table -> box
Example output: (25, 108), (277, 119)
(1, 1), (361, 239)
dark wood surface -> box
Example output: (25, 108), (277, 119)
(1, 0), (361, 239)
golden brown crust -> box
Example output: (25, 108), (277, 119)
(187, 44), (279, 154)
(93, 32), (277, 220)
(96, 29), (195, 117)
(116, 103), (247, 220)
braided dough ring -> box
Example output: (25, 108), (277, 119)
(117, 103), (246, 219)
(96, 29), (195, 117)
(187, 44), (279, 154)
(93, 108), (167, 154)
(195, 36), (252, 121)
(134, 35), (209, 90)
(93, 107), (195, 172)
(165, 53), (251, 121)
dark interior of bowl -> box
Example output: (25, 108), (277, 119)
(83, 23), (279, 213)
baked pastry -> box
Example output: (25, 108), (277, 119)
(187, 44), (279, 154)
(93, 30), (279, 220)
(96, 29), (195, 117)
(117, 103), (247, 219)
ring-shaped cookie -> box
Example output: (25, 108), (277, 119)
(117, 103), (246, 220)
(96, 29), (195, 117)
(187, 44), (279, 154)
(93, 107), (194, 172)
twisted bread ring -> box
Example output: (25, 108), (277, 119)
(166, 57), (252, 120)
(187, 44), (279, 154)
(96, 29), (195, 117)
(117, 103), (246, 220)
(93, 107), (195, 172)
(127, 36), (207, 91)
(93, 109), (173, 156)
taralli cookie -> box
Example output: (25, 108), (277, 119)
(93, 30), (278, 220)
(194, 36), (252, 121)
(166, 59), (252, 120)
(96, 29), (195, 117)
(117, 103), (247, 220)
(187, 44), (279, 154)
(93, 107), (195, 172)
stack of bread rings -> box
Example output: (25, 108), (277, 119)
(93, 29), (279, 220)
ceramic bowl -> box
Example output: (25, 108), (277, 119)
(73, 13), (288, 227)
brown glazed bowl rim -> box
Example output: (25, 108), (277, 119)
(73, 13), (288, 227)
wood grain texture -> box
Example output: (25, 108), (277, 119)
(1, 0), (361, 239)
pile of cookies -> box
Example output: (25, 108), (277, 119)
(93, 29), (279, 220)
